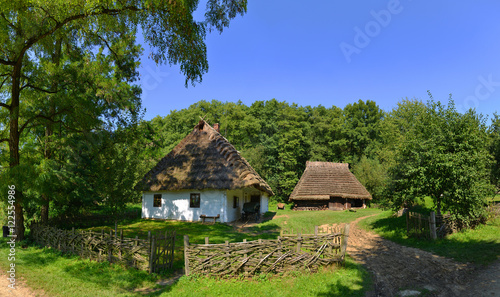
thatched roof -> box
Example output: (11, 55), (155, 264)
(135, 120), (274, 196)
(289, 161), (371, 201)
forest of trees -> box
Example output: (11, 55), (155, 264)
(1, 2), (499, 241)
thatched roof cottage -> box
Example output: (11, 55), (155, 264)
(135, 120), (274, 222)
(289, 161), (371, 210)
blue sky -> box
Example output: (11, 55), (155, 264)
(137, 1), (500, 121)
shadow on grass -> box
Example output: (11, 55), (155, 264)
(16, 246), (64, 267)
(316, 261), (371, 297)
(262, 211), (277, 220)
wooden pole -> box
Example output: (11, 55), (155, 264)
(340, 224), (350, 264)
(243, 239), (247, 258)
(170, 231), (176, 269)
(297, 232), (302, 253)
(149, 235), (156, 273)
(184, 235), (190, 275)
(134, 235), (138, 267)
(119, 229), (123, 260)
(429, 211), (437, 240)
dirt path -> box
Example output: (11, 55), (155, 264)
(346, 214), (500, 297)
(0, 271), (40, 297)
(461, 259), (500, 297)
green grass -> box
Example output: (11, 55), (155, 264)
(257, 207), (381, 234)
(0, 207), (381, 296)
(359, 210), (500, 265)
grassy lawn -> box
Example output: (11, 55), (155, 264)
(359, 210), (500, 265)
(0, 207), (381, 297)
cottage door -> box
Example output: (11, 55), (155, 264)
(329, 196), (343, 210)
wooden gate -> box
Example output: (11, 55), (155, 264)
(149, 230), (176, 273)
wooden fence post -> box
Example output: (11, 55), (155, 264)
(429, 211), (437, 240)
(243, 239), (247, 258)
(119, 229), (123, 260)
(149, 235), (156, 274)
(134, 235), (138, 267)
(108, 230), (113, 263)
(258, 239), (262, 258)
(340, 224), (350, 262)
(225, 241), (230, 267)
(170, 231), (176, 269)
(184, 235), (190, 275)
(297, 232), (302, 253)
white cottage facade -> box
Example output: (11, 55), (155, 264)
(136, 120), (274, 223)
(141, 189), (269, 223)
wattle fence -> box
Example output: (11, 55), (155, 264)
(30, 224), (175, 273)
(183, 224), (349, 276)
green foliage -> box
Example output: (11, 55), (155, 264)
(342, 99), (384, 163)
(386, 96), (494, 227)
(490, 113), (500, 190)
(351, 156), (388, 202)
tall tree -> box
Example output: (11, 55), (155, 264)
(0, 0), (247, 240)
(387, 97), (494, 227)
(342, 99), (384, 163)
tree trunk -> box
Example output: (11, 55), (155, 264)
(10, 61), (25, 241)
(40, 38), (62, 225)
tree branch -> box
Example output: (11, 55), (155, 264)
(94, 30), (119, 59)
(0, 59), (15, 66)
(22, 83), (60, 94)
(0, 102), (10, 110)
(18, 107), (73, 135)
(1, 12), (18, 32)
(0, 138), (9, 143)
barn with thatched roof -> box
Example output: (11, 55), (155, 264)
(135, 120), (274, 223)
(289, 161), (371, 210)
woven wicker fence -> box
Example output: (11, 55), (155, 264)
(30, 224), (175, 273)
(184, 224), (349, 277)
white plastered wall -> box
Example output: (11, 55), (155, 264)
(141, 188), (270, 223)
(142, 189), (226, 222)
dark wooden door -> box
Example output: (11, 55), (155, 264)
(329, 197), (343, 210)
